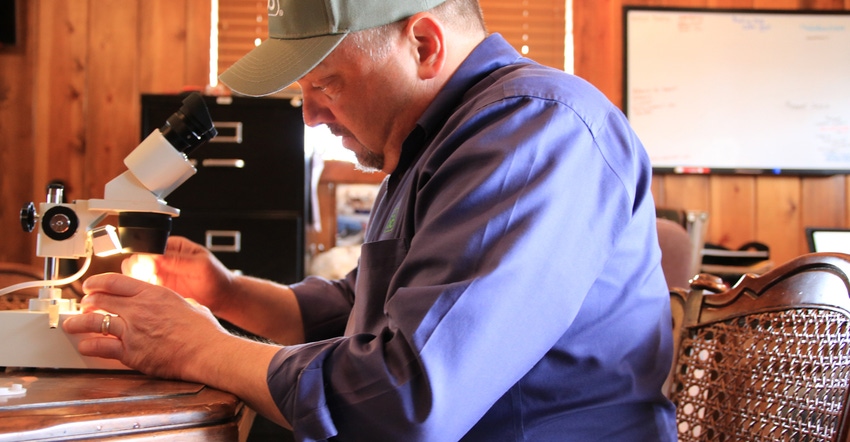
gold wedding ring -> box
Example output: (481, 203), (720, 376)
(101, 314), (111, 336)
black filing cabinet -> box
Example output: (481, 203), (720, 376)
(140, 93), (308, 284)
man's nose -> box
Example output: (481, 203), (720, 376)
(300, 91), (330, 128)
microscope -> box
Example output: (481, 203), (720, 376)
(0, 92), (216, 370)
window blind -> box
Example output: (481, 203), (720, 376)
(216, 0), (567, 80)
(217, 0), (267, 79)
(480, 0), (566, 70)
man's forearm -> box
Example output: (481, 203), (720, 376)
(188, 333), (292, 428)
(215, 275), (306, 345)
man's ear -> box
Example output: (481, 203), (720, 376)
(406, 13), (446, 80)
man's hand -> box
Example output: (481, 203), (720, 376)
(62, 272), (290, 428)
(122, 236), (234, 316)
(62, 272), (228, 381)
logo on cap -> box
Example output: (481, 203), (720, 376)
(268, 0), (284, 17)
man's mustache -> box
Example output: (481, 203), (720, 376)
(326, 124), (353, 139)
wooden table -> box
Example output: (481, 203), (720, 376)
(0, 370), (254, 441)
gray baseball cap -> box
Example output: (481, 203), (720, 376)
(219, 0), (448, 97)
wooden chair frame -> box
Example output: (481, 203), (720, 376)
(668, 252), (850, 441)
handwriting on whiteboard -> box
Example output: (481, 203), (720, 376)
(629, 86), (678, 116)
(731, 15), (771, 32)
(677, 15), (704, 32)
(817, 115), (850, 156)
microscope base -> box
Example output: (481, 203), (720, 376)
(0, 310), (129, 370)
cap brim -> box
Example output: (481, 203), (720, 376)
(219, 34), (346, 97)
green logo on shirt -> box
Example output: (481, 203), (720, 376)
(384, 206), (399, 233)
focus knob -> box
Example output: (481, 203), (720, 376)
(20, 202), (36, 232)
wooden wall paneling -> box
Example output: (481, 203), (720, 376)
(843, 175), (850, 226)
(708, 175), (756, 248)
(572, 0), (621, 102)
(659, 175), (711, 212)
(0, 0), (35, 263)
(83, 0), (145, 278)
(0, 0), (210, 266)
(139, 0), (189, 93)
(662, 0), (712, 9)
(755, 176), (801, 265)
(804, 0), (850, 9)
(751, 0), (796, 8)
(800, 175), (846, 250)
(84, 0), (141, 199)
(32, 0), (88, 219)
(651, 176), (665, 206)
(800, 175), (846, 227)
(138, 0), (210, 93)
(707, 0), (753, 7)
(184, 0), (213, 90)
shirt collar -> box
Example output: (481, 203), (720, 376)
(391, 34), (523, 180)
(418, 34), (522, 135)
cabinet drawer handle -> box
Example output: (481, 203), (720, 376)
(201, 159), (245, 168)
(210, 121), (243, 143)
(205, 230), (242, 252)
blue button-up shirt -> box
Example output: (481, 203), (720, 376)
(270, 34), (677, 441)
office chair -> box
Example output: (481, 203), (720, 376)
(0, 262), (84, 310)
(667, 252), (850, 441)
(657, 218), (697, 290)
(656, 207), (709, 285)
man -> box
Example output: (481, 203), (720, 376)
(64, 0), (678, 440)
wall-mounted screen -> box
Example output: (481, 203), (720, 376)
(624, 7), (850, 175)
(0, 0), (16, 47)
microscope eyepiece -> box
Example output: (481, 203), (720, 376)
(159, 92), (218, 155)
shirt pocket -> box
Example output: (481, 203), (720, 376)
(347, 238), (410, 334)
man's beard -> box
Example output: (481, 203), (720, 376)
(354, 148), (384, 173)
(328, 124), (384, 172)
